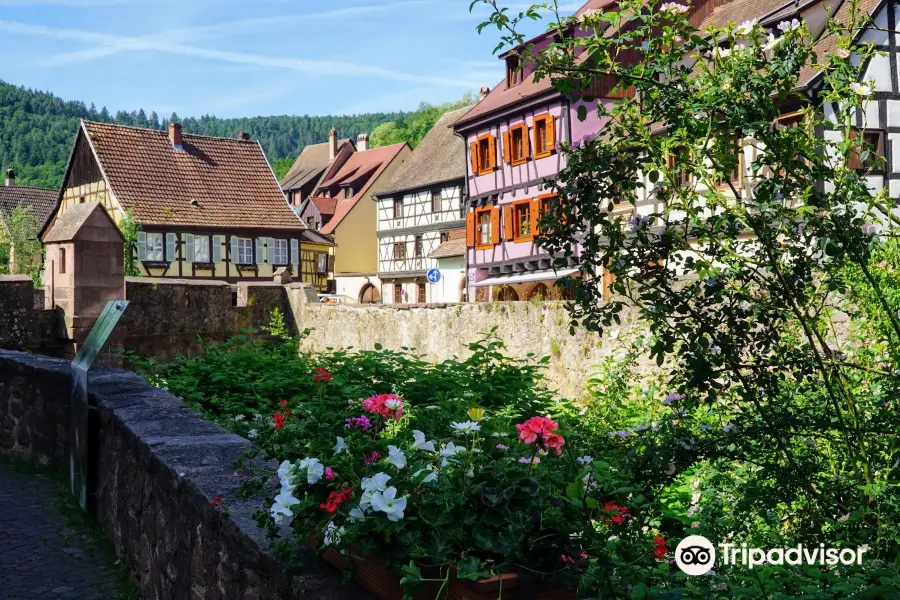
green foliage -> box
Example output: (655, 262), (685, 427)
(0, 79), (409, 188)
(119, 210), (141, 277)
(271, 156), (296, 181)
(370, 94), (475, 149)
(0, 205), (43, 285)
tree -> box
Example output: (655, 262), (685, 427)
(0, 205), (43, 285)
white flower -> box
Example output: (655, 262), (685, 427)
(837, 512), (851, 522)
(253, 413), (264, 421)
(323, 521), (344, 546)
(270, 489), (300, 525)
(247, 429), (258, 439)
(715, 47), (731, 58)
(710, 345), (722, 356)
(361, 472), (392, 493)
(451, 421), (481, 434)
(412, 430), (436, 452)
(850, 82), (873, 96)
(835, 48), (851, 59)
(349, 506), (366, 520)
(582, 473), (598, 492)
(277, 460), (297, 491)
(334, 436), (347, 455)
(735, 19), (757, 35)
(577, 8), (601, 23)
(299, 458), (325, 485)
(777, 18), (801, 32)
(576, 456), (594, 465)
(387, 445), (407, 469)
(440, 442), (466, 467)
(763, 33), (779, 51)
(385, 397), (404, 410)
(660, 2), (689, 13)
(370, 486), (408, 522)
(414, 465), (438, 483)
(234, 414), (246, 422)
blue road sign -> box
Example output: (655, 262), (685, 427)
(427, 268), (441, 284)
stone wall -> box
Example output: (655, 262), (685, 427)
(0, 275), (62, 354)
(0, 349), (368, 600)
(285, 289), (638, 399)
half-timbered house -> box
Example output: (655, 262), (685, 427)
(40, 121), (334, 290)
(281, 128), (355, 211)
(373, 107), (470, 304)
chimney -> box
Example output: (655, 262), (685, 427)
(357, 133), (369, 152)
(329, 127), (338, 161)
(479, 86), (491, 102)
(237, 130), (250, 141)
(169, 122), (183, 150)
(5, 168), (14, 187)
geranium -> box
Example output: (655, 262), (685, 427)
(515, 416), (565, 455)
(273, 413), (286, 430)
(319, 487), (354, 514)
(451, 421), (481, 434)
(363, 451), (381, 466)
(362, 393), (405, 421)
(345, 416), (372, 431)
(544, 433), (566, 455)
(604, 501), (630, 525)
(370, 486), (408, 521)
(387, 445), (407, 469)
(312, 367), (332, 383)
(325, 467), (336, 480)
(412, 430), (436, 452)
(209, 496), (224, 506)
(653, 536), (669, 559)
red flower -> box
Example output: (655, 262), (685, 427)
(515, 417), (565, 455)
(209, 497), (224, 506)
(603, 501), (629, 525)
(560, 554), (574, 564)
(361, 393), (404, 420)
(273, 413), (286, 430)
(653, 536), (668, 559)
(312, 368), (332, 383)
(319, 487), (354, 514)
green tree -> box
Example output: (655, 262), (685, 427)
(0, 205), (44, 285)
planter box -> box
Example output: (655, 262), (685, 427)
(315, 544), (577, 600)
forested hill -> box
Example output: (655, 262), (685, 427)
(0, 79), (408, 189)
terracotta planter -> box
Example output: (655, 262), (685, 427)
(314, 544), (577, 600)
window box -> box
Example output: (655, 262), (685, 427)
(192, 262), (215, 270)
(141, 261), (170, 270)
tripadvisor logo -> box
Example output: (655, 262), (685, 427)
(675, 535), (870, 575)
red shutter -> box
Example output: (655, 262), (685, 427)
(470, 142), (479, 174)
(490, 207), (501, 245)
(466, 212), (475, 247)
(504, 205), (514, 240)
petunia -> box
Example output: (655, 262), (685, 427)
(576, 455), (593, 465)
(334, 436), (348, 455)
(277, 460), (297, 491)
(440, 442), (465, 467)
(270, 489), (301, 525)
(361, 472), (392, 493)
(299, 458), (325, 485)
(247, 429), (258, 439)
(414, 465), (438, 483)
(370, 486), (408, 522)
(348, 506), (366, 521)
(323, 521), (344, 546)
(387, 445), (407, 469)
(412, 430), (436, 452)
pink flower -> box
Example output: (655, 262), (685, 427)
(363, 451), (381, 466)
(496, 444), (508, 450)
(325, 467), (335, 480)
(519, 456), (541, 464)
(515, 417), (565, 456)
(362, 393), (405, 420)
(561, 554), (574, 564)
(544, 433), (566, 455)
(516, 424), (539, 444)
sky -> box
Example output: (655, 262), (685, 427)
(0, 0), (583, 119)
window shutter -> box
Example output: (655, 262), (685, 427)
(466, 212), (475, 246)
(490, 207), (500, 245)
(255, 238), (265, 264)
(267, 237), (275, 263)
(530, 198), (541, 235)
(488, 136), (497, 170)
(546, 115), (556, 151)
(184, 233), (194, 263)
(230, 236), (238, 263)
(166, 233), (176, 261)
(504, 205), (514, 240)
(213, 235), (222, 263)
(327, 255), (335, 272)
(136, 231), (147, 260)
(469, 142), (478, 174)
(524, 127), (531, 159)
(291, 239), (299, 265)
(502, 131), (511, 164)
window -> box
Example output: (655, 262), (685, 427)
(59, 248), (66, 274)
(346, 186), (354, 198)
(667, 147), (692, 187)
(476, 208), (492, 247)
(471, 134), (497, 176)
(317, 253), (328, 274)
(506, 56), (523, 87)
(194, 236), (210, 262)
(146, 233), (164, 261)
(431, 190), (442, 213)
(533, 114), (555, 158)
(505, 123), (529, 165)
(393, 198), (404, 219)
(272, 239), (288, 265)
(236, 238), (253, 264)
(514, 201), (532, 240)
(716, 138), (744, 189)
(538, 194), (558, 234)
(440, 231), (450, 243)
(848, 129), (885, 170)
(393, 242), (407, 261)
(414, 235), (423, 258)
(307, 217), (315, 228)
(394, 284), (403, 304)
(417, 283), (426, 304)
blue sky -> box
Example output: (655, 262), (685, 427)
(0, 0), (580, 119)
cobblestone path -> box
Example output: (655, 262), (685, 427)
(0, 464), (123, 600)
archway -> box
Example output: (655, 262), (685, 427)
(527, 283), (550, 301)
(359, 283), (381, 304)
(496, 285), (519, 301)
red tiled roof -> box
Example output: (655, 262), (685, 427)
(428, 237), (466, 259)
(80, 120), (305, 230)
(316, 142), (409, 235)
(0, 184), (58, 234)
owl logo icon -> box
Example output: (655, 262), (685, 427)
(675, 535), (716, 575)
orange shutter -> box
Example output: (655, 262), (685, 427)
(470, 142), (478, 174)
(490, 207), (501, 245)
(530, 198), (541, 234)
(523, 127), (531, 159)
(488, 135), (497, 170)
(545, 116), (556, 153)
(503, 131), (511, 164)
(503, 205), (514, 240)
(465, 212), (475, 246)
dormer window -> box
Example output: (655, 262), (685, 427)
(506, 56), (523, 88)
(346, 186), (354, 198)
